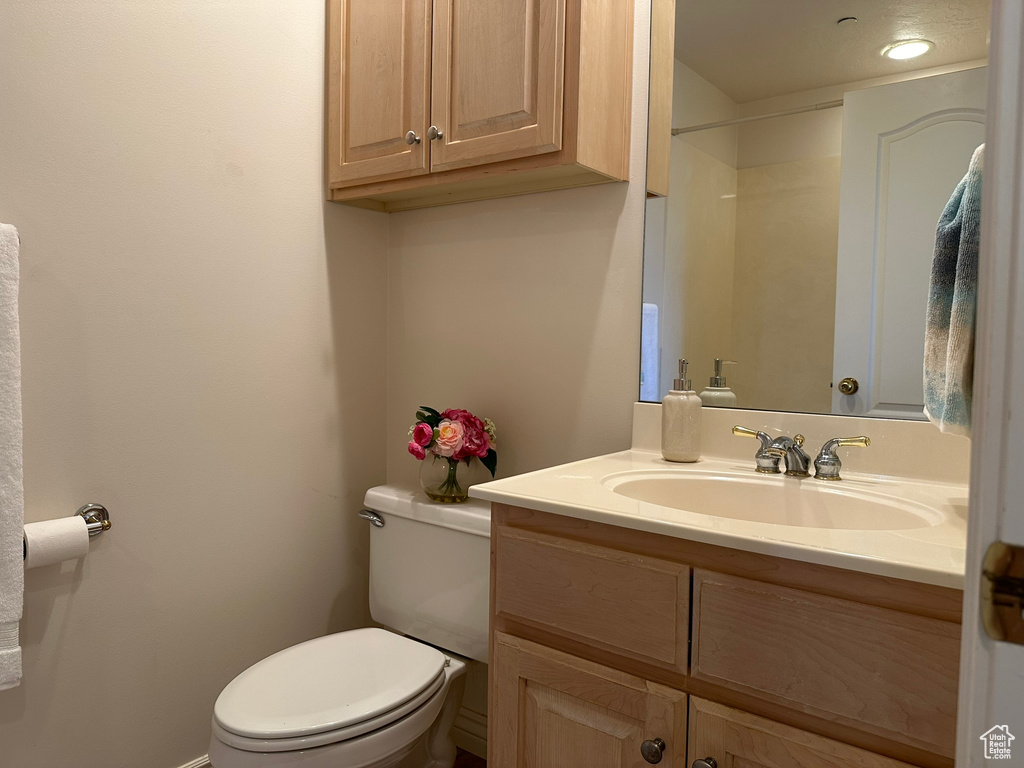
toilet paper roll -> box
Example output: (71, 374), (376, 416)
(23, 516), (90, 569)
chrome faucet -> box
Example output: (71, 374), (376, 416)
(733, 426), (812, 476)
(764, 435), (812, 477)
(735, 426), (866, 479)
(813, 436), (871, 480)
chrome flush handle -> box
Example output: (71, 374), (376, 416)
(357, 509), (385, 527)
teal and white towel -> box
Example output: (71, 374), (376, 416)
(924, 144), (983, 437)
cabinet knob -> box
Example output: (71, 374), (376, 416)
(404, 130), (421, 145)
(838, 377), (859, 395)
(640, 738), (666, 764)
(427, 125), (444, 141)
(692, 759), (718, 768)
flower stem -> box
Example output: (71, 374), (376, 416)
(438, 459), (463, 498)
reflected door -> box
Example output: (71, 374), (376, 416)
(831, 68), (986, 417)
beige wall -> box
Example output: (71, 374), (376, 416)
(0, 3), (388, 767)
(731, 157), (841, 412)
(385, 3), (651, 488)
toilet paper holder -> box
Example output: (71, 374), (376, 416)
(76, 503), (112, 537)
(21, 503), (112, 561)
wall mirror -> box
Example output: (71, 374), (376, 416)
(641, 0), (990, 418)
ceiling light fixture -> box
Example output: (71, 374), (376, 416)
(883, 39), (934, 60)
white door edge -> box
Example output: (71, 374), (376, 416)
(956, 0), (1024, 763)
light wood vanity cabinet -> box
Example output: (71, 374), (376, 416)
(327, 0), (634, 211)
(489, 504), (963, 768)
(491, 633), (688, 767)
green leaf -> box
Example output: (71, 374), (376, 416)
(480, 449), (498, 478)
(416, 411), (441, 428)
(418, 405), (441, 417)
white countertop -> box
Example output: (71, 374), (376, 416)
(469, 449), (968, 589)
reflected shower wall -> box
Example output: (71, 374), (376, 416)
(642, 60), (843, 405)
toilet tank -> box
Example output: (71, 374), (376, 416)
(363, 485), (490, 663)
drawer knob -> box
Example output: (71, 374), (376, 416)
(692, 759), (718, 768)
(404, 130), (421, 145)
(640, 738), (666, 764)
(427, 125), (444, 141)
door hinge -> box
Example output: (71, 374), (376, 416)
(982, 541), (1024, 644)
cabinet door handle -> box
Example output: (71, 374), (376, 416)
(404, 130), (421, 145)
(692, 758), (718, 768)
(640, 738), (666, 764)
(427, 125), (444, 141)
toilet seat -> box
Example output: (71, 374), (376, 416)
(214, 628), (448, 750)
(212, 669), (446, 752)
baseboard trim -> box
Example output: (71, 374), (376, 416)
(452, 706), (488, 758)
(177, 757), (211, 768)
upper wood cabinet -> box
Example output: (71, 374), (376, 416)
(429, 0), (565, 172)
(327, 0), (633, 211)
(327, 0), (432, 186)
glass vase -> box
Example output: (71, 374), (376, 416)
(419, 454), (487, 503)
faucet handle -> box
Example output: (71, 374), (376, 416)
(814, 436), (871, 481)
(733, 426), (781, 474)
(733, 425), (770, 446)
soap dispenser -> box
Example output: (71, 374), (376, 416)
(699, 358), (738, 407)
(662, 359), (702, 462)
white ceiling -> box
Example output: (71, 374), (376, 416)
(674, 0), (991, 103)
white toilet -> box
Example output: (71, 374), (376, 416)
(208, 485), (491, 768)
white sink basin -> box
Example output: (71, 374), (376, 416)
(604, 470), (944, 531)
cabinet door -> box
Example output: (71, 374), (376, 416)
(429, 0), (566, 173)
(327, 0), (431, 187)
(688, 698), (917, 768)
(491, 633), (686, 767)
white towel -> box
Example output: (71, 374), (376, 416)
(0, 224), (23, 691)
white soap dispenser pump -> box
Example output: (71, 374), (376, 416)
(662, 359), (702, 462)
(699, 358), (738, 407)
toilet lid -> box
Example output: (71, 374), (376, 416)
(214, 628), (447, 740)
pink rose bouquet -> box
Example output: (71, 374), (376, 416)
(408, 406), (497, 501)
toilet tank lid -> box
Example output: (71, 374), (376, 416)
(363, 484), (490, 538)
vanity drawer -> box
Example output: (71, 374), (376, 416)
(494, 525), (690, 673)
(691, 570), (960, 757)
(687, 697), (917, 768)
